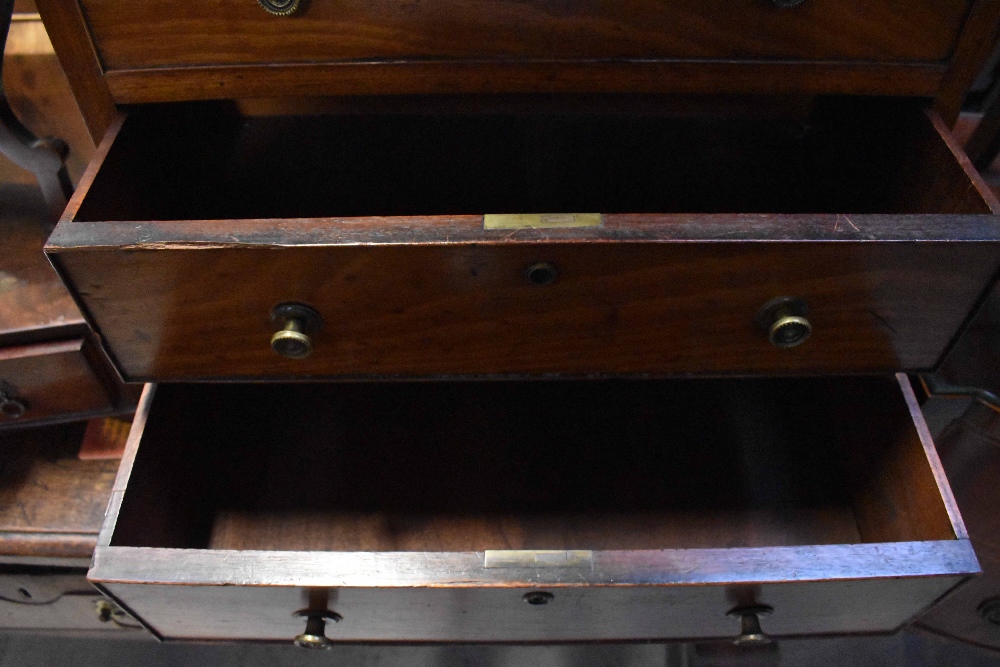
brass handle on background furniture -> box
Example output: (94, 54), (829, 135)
(755, 296), (812, 349)
(270, 303), (323, 360)
(0, 381), (27, 419)
(293, 610), (341, 649)
(727, 605), (774, 645)
(257, 0), (302, 15)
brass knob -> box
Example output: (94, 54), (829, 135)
(727, 605), (774, 646)
(293, 610), (341, 649)
(257, 0), (302, 15)
(755, 296), (812, 349)
(270, 303), (323, 360)
(0, 382), (27, 419)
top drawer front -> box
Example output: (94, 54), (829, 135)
(81, 0), (967, 70)
(46, 101), (1000, 381)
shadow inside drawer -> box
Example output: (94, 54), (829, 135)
(75, 97), (982, 220)
(110, 377), (954, 553)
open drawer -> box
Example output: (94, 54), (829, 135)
(46, 96), (1000, 381)
(90, 374), (978, 643)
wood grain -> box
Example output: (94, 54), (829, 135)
(89, 376), (978, 641)
(46, 101), (1000, 380)
(48, 228), (1000, 381)
(0, 421), (118, 564)
(106, 377), (956, 553)
(33, 0), (116, 141)
(81, 0), (968, 69)
(103, 61), (949, 105)
(0, 339), (115, 426)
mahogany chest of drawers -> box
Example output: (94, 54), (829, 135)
(34, 0), (1000, 646)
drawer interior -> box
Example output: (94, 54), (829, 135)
(110, 377), (958, 553)
(74, 97), (994, 221)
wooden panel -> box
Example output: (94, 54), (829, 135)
(44, 101), (1000, 380)
(105, 377), (958, 551)
(916, 399), (1000, 650)
(33, 0), (116, 141)
(934, 0), (1000, 126)
(46, 227), (1000, 380)
(81, 0), (966, 69)
(0, 339), (113, 425)
(0, 185), (83, 342)
(103, 61), (950, 105)
(0, 422), (118, 564)
(97, 574), (973, 643)
(0, 14), (96, 186)
(88, 376), (978, 641)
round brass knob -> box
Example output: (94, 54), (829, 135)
(257, 0), (302, 16)
(755, 296), (812, 349)
(769, 315), (812, 349)
(0, 397), (26, 419)
(293, 610), (341, 649)
(270, 303), (323, 360)
(727, 605), (774, 646)
(0, 383), (26, 419)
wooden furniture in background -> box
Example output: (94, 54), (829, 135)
(0, 418), (139, 632)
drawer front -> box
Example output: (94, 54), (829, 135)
(47, 226), (1000, 381)
(81, 0), (966, 70)
(96, 572), (973, 643)
(46, 101), (1000, 381)
(0, 340), (114, 425)
(90, 377), (978, 643)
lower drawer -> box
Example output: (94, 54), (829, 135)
(90, 375), (977, 643)
(0, 339), (114, 426)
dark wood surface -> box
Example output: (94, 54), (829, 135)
(0, 421), (118, 564)
(103, 61), (951, 106)
(111, 377), (957, 552)
(64, 0), (969, 105)
(933, 0), (1000, 127)
(87, 375), (978, 642)
(46, 100), (1000, 381)
(916, 399), (1000, 651)
(0, 183), (134, 425)
(80, 0), (968, 69)
(48, 227), (1000, 381)
(0, 339), (114, 426)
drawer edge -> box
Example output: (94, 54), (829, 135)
(89, 540), (980, 588)
(100, 61), (948, 105)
